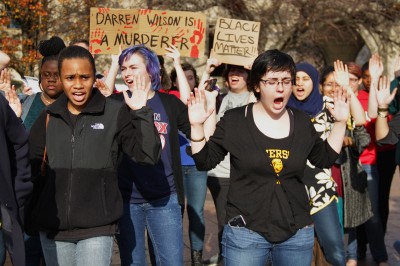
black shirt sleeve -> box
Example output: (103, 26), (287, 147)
(192, 115), (229, 171)
(377, 113), (400, 145)
(3, 96), (32, 208)
(116, 104), (161, 165)
(29, 109), (47, 182)
(307, 120), (340, 168)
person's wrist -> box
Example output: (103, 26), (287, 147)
(378, 105), (389, 110)
(191, 123), (205, 128)
(190, 135), (205, 142)
(173, 60), (181, 67)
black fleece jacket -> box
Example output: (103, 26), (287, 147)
(29, 89), (161, 240)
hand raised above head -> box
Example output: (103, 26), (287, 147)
(328, 86), (350, 123)
(5, 85), (22, 118)
(206, 56), (221, 75)
(188, 88), (215, 126)
(111, 45), (122, 65)
(164, 44), (181, 67)
(369, 54), (383, 81)
(333, 60), (349, 88)
(375, 76), (397, 108)
(0, 68), (11, 92)
(123, 76), (151, 111)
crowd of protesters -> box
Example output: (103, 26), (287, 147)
(0, 33), (399, 266)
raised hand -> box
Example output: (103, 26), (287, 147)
(95, 78), (112, 97)
(5, 85), (22, 117)
(205, 57), (221, 75)
(111, 45), (122, 66)
(123, 76), (150, 110)
(369, 54), (383, 82)
(327, 86), (350, 123)
(164, 44), (181, 67)
(188, 88), (214, 126)
(375, 76), (397, 108)
(22, 82), (33, 96)
(333, 60), (349, 87)
(0, 68), (12, 92)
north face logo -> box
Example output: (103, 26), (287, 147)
(91, 123), (104, 129)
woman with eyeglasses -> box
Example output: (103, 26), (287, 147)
(196, 58), (257, 265)
(287, 62), (347, 265)
(347, 62), (363, 95)
(188, 49), (349, 266)
(318, 63), (370, 266)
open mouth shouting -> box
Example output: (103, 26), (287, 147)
(294, 86), (306, 98)
(71, 91), (86, 102)
(125, 78), (134, 85)
(273, 97), (285, 109)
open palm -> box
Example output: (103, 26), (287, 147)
(123, 76), (150, 110)
(375, 76), (397, 107)
(188, 88), (214, 125)
(328, 86), (350, 123)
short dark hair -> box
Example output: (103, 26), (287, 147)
(170, 63), (199, 88)
(319, 66), (334, 85)
(361, 61), (369, 74)
(249, 49), (296, 100)
(58, 45), (96, 76)
(222, 64), (250, 83)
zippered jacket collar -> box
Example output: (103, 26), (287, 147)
(47, 88), (106, 120)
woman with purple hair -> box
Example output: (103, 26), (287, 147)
(115, 45), (215, 266)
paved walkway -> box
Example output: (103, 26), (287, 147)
(5, 171), (400, 265)
(112, 169), (400, 266)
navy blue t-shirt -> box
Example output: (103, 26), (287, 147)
(118, 93), (176, 203)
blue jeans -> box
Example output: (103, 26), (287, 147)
(361, 164), (388, 262)
(222, 224), (314, 266)
(312, 200), (346, 266)
(347, 228), (357, 261)
(183, 165), (207, 251)
(116, 193), (183, 266)
(39, 232), (113, 266)
(0, 230), (5, 265)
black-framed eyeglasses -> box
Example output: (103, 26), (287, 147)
(260, 78), (292, 88)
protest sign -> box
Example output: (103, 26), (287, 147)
(90, 8), (206, 58)
(211, 17), (260, 66)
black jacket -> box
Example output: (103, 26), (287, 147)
(0, 94), (32, 265)
(114, 91), (190, 205)
(29, 89), (161, 239)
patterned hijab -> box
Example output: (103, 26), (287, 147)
(287, 62), (323, 117)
